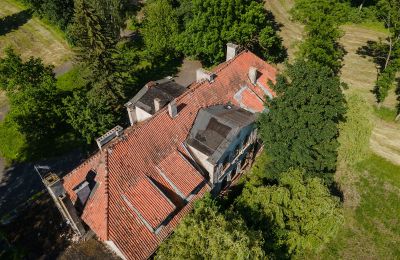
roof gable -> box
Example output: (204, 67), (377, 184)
(62, 50), (277, 260)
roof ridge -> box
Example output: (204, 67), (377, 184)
(63, 152), (102, 179)
(103, 150), (110, 240)
(107, 50), (249, 150)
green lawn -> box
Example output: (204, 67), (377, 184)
(0, 0), (72, 66)
(318, 154), (400, 259)
(56, 64), (90, 91)
(373, 106), (398, 122)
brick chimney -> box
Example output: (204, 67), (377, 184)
(226, 43), (239, 61)
(154, 98), (161, 112)
(249, 67), (258, 85)
(168, 100), (177, 118)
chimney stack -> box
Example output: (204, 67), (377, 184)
(154, 98), (161, 112)
(168, 100), (178, 118)
(126, 104), (137, 126)
(96, 125), (124, 150)
(226, 43), (239, 61)
(196, 68), (216, 83)
(249, 67), (258, 85)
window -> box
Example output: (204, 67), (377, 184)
(222, 155), (230, 170)
(234, 144), (240, 158)
(243, 134), (250, 146)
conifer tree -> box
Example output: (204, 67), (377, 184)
(259, 61), (346, 182)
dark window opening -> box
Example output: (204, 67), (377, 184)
(73, 170), (97, 214)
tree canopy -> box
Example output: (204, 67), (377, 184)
(141, 0), (179, 59)
(156, 194), (265, 259)
(259, 61), (346, 182)
(293, 0), (345, 75)
(175, 0), (286, 65)
(0, 48), (64, 142)
(236, 169), (344, 257)
(373, 0), (400, 103)
(19, 0), (74, 30)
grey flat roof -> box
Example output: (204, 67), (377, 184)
(127, 78), (186, 115)
(186, 104), (256, 164)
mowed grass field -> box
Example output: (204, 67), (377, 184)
(265, 0), (400, 259)
(0, 0), (72, 67)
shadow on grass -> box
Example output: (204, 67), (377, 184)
(356, 40), (388, 71)
(0, 9), (32, 36)
(396, 78), (400, 116)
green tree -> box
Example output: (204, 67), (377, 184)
(0, 48), (63, 142)
(23, 0), (74, 30)
(141, 0), (179, 59)
(236, 169), (344, 257)
(176, 0), (286, 65)
(293, 0), (345, 75)
(373, 0), (400, 103)
(63, 87), (120, 143)
(156, 194), (265, 259)
(65, 0), (136, 142)
(68, 0), (120, 71)
(258, 61), (346, 182)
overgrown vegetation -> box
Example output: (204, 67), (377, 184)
(292, 0), (345, 75)
(259, 61), (346, 183)
(175, 0), (286, 65)
(293, 0), (400, 109)
(156, 195), (265, 259)
(17, 0), (74, 31)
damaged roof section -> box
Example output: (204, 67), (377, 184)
(186, 104), (256, 164)
(126, 78), (186, 115)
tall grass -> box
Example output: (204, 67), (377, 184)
(0, 120), (26, 163)
(337, 94), (373, 167)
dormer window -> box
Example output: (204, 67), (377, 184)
(72, 170), (98, 213)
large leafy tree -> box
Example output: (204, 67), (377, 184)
(373, 0), (400, 103)
(156, 194), (265, 259)
(141, 0), (179, 59)
(63, 87), (120, 143)
(20, 0), (74, 30)
(0, 48), (64, 142)
(259, 61), (346, 182)
(176, 0), (286, 65)
(293, 0), (345, 75)
(236, 169), (343, 257)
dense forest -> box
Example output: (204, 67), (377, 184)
(0, 0), (399, 258)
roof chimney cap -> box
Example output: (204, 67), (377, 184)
(249, 67), (258, 85)
(196, 68), (216, 83)
(168, 100), (178, 118)
(154, 98), (162, 112)
(226, 43), (239, 61)
(96, 125), (123, 150)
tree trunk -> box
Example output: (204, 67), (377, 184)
(359, 0), (366, 11)
(384, 37), (393, 70)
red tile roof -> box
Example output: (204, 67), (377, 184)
(62, 50), (277, 260)
(157, 150), (205, 198)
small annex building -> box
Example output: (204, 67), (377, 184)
(43, 44), (277, 260)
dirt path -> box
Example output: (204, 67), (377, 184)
(265, 0), (303, 61)
(265, 0), (400, 166)
(370, 121), (400, 166)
